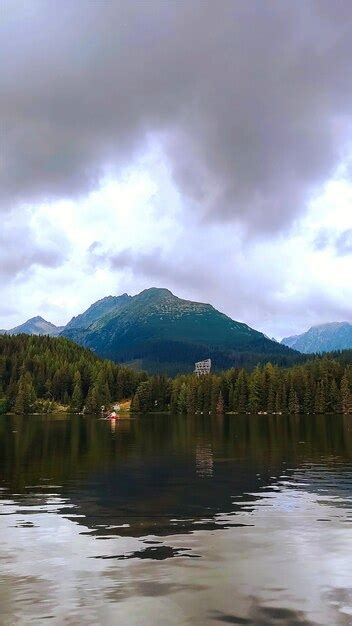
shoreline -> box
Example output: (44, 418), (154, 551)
(2, 410), (352, 417)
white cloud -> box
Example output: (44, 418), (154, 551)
(1, 152), (352, 338)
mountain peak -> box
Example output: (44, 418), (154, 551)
(28, 315), (48, 323)
(4, 316), (62, 337)
(63, 287), (295, 374)
(137, 287), (174, 299)
(308, 321), (351, 331)
(282, 321), (352, 353)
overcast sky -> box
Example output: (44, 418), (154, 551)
(1, 0), (352, 339)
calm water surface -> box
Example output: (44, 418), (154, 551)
(1, 413), (352, 625)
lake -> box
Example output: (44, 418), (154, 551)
(1, 413), (352, 625)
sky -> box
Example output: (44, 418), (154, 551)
(1, 0), (352, 339)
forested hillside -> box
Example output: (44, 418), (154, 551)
(131, 353), (352, 415)
(3, 334), (352, 417)
(0, 335), (146, 414)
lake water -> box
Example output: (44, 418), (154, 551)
(1, 413), (352, 625)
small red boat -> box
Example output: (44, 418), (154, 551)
(106, 411), (119, 420)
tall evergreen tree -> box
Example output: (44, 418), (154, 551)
(303, 378), (313, 414)
(329, 378), (340, 413)
(315, 381), (326, 414)
(248, 366), (263, 413)
(216, 390), (224, 415)
(85, 385), (100, 414)
(233, 369), (248, 413)
(70, 371), (83, 413)
(186, 378), (197, 414)
(341, 371), (352, 413)
(131, 381), (153, 413)
(288, 387), (299, 414)
(178, 382), (187, 414)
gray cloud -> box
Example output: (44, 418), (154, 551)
(2, 1), (352, 232)
(313, 228), (352, 255)
(88, 243), (214, 292)
(0, 222), (68, 281)
(87, 233), (352, 340)
(313, 229), (331, 251)
(335, 229), (352, 255)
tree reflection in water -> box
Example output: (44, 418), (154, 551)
(1, 414), (352, 624)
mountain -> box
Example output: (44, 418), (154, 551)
(1, 316), (64, 337)
(62, 287), (297, 374)
(63, 294), (131, 332)
(281, 334), (300, 349)
(281, 322), (352, 353)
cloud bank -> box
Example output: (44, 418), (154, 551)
(1, 1), (352, 336)
(2, 0), (352, 233)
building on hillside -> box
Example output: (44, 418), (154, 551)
(194, 358), (211, 376)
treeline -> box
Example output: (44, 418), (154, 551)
(131, 355), (352, 415)
(121, 340), (301, 375)
(3, 334), (352, 417)
(0, 334), (146, 414)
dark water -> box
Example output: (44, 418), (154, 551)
(1, 414), (352, 625)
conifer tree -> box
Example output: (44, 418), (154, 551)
(228, 384), (235, 412)
(303, 379), (313, 414)
(101, 381), (111, 407)
(315, 380), (326, 414)
(186, 378), (197, 414)
(130, 390), (140, 412)
(14, 372), (36, 414)
(131, 381), (153, 413)
(44, 378), (52, 399)
(14, 381), (26, 414)
(266, 384), (275, 413)
(288, 387), (299, 414)
(70, 371), (83, 413)
(203, 376), (212, 413)
(178, 382), (187, 414)
(216, 390), (224, 415)
(248, 366), (262, 413)
(274, 390), (282, 413)
(341, 371), (352, 413)
(329, 378), (340, 413)
(233, 369), (248, 413)
(196, 383), (204, 413)
(85, 385), (100, 414)
(210, 378), (220, 413)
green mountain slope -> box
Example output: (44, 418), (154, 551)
(64, 294), (131, 332)
(63, 288), (297, 374)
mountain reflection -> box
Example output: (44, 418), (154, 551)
(1, 414), (352, 538)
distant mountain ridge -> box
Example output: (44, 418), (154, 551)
(0, 316), (64, 337)
(62, 287), (297, 374)
(281, 321), (352, 353)
(1, 289), (299, 373)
